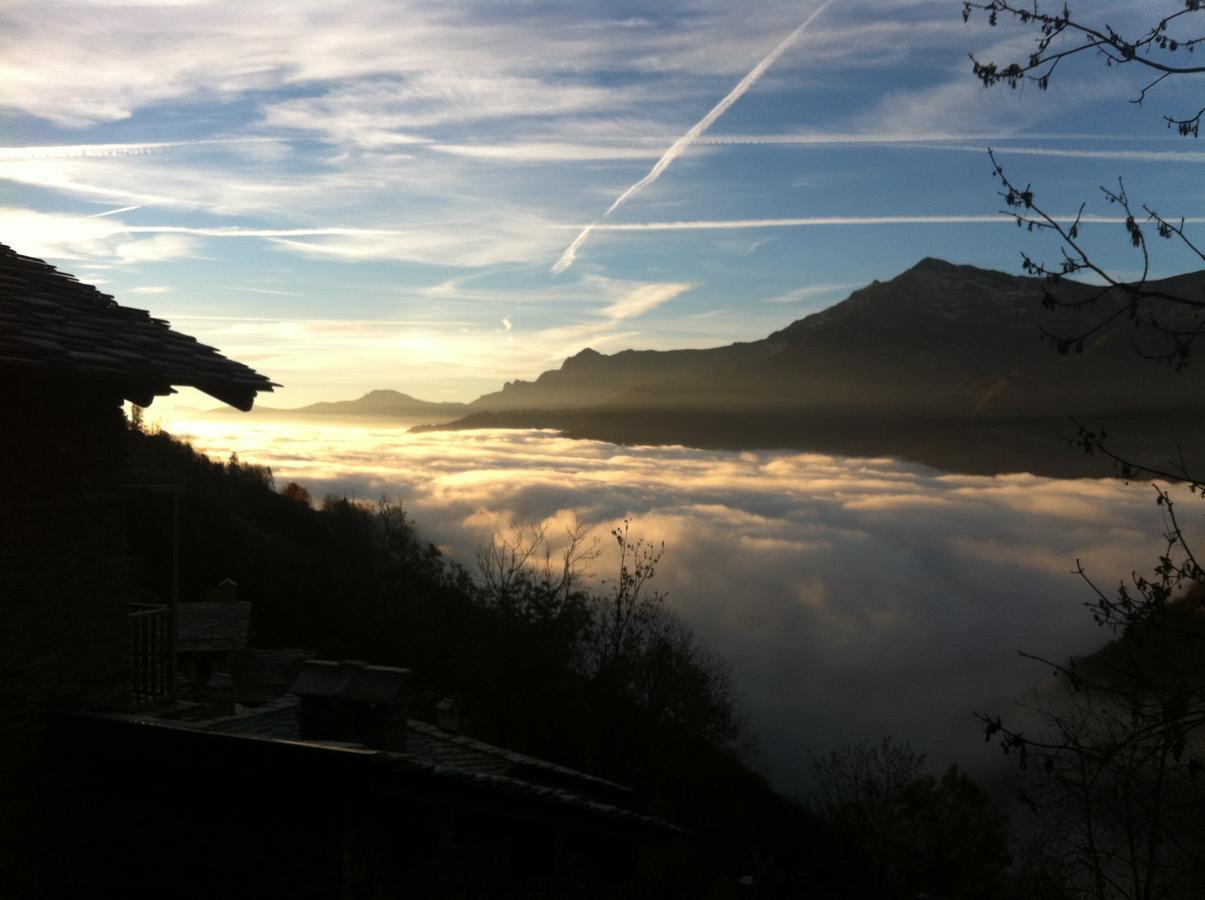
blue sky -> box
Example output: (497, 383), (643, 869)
(2, 0), (1203, 406)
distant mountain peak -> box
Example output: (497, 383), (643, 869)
(360, 388), (412, 401)
(562, 347), (605, 369)
(908, 257), (962, 274)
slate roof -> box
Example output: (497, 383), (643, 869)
(235, 649), (313, 706)
(292, 659), (409, 704)
(200, 698), (653, 824)
(0, 242), (276, 410)
(75, 707), (679, 834)
(404, 720), (628, 797)
(177, 600), (252, 652)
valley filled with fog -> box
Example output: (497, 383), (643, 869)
(165, 414), (1187, 795)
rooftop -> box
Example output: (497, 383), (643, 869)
(177, 600), (253, 653)
(98, 697), (673, 832)
(0, 243), (276, 410)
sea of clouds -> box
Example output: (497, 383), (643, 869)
(168, 417), (1192, 795)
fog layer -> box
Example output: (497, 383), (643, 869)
(169, 416), (1180, 794)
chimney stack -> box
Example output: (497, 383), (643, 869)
(435, 698), (461, 734)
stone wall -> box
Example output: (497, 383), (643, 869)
(0, 378), (133, 893)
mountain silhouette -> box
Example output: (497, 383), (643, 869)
(415, 259), (1205, 477)
(207, 389), (469, 423)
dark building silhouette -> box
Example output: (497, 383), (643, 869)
(59, 659), (676, 897)
(0, 242), (276, 893)
(0, 245), (677, 897)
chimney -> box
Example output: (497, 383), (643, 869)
(290, 659), (411, 751)
(435, 698), (461, 733)
(204, 671), (236, 717)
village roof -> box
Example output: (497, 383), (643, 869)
(292, 659), (409, 704)
(177, 600), (253, 653)
(0, 242), (276, 410)
(200, 697), (648, 819)
(235, 649), (313, 706)
(70, 700), (674, 833)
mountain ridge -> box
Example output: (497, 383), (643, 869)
(412, 258), (1205, 477)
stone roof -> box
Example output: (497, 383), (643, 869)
(177, 600), (252, 652)
(0, 242), (276, 410)
(291, 659), (409, 704)
(200, 698), (658, 826)
(404, 720), (628, 797)
(235, 649), (313, 706)
(73, 707), (679, 835)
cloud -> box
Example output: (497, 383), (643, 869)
(553, 0), (836, 273)
(601, 280), (694, 320)
(0, 207), (200, 263)
(587, 215), (1205, 230)
(429, 142), (663, 162)
(0, 139), (281, 160)
(263, 75), (638, 147)
(690, 132), (1157, 146)
(262, 217), (565, 268)
(151, 420), (1178, 793)
(602, 1), (836, 222)
(762, 281), (865, 304)
(839, 24), (1140, 140)
(937, 144), (1205, 164)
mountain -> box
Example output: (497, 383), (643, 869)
(415, 259), (1205, 477)
(208, 389), (469, 423)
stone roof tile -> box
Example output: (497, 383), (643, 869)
(0, 242), (276, 410)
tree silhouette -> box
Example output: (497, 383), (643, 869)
(965, 4), (1205, 896)
(965, 2), (1205, 136)
(808, 738), (1010, 899)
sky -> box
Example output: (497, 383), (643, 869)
(2, 0), (1203, 407)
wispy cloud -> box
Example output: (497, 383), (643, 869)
(0, 138), (281, 160)
(690, 132), (1161, 145)
(110, 234), (199, 264)
(762, 282), (864, 304)
(936, 144), (1205, 164)
(552, 0), (836, 274)
(262, 74), (638, 148)
(0, 207), (200, 263)
(602, 281), (694, 320)
(430, 142), (662, 162)
(588, 215), (1205, 230)
(223, 285), (301, 297)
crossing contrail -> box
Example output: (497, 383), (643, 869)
(552, 0), (836, 274)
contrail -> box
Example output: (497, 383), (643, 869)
(0, 137), (279, 161)
(87, 205), (142, 218)
(583, 214), (1205, 229)
(552, 0), (836, 274)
